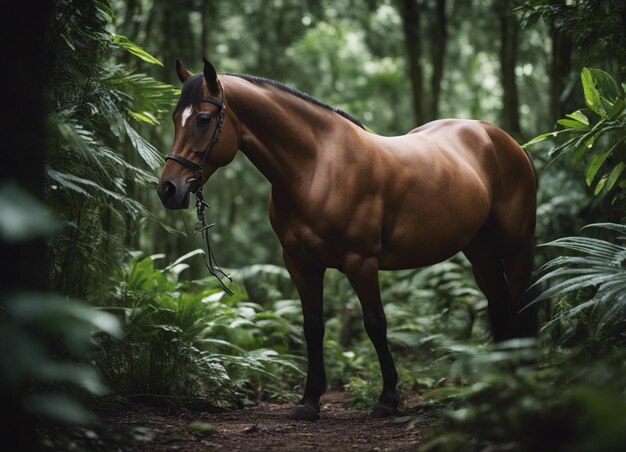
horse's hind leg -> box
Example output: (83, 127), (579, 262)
(463, 233), (515, 341)
(502, 239), (538, 337)
(464, 227), (538, 340)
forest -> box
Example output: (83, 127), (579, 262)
(1, 0), (625, 450)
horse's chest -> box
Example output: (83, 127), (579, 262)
(282, 220), (345, 268)
(269, 197), (371, 269)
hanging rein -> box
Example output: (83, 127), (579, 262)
(165, 83), (233, 295)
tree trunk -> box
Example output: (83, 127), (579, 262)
(161, 0), (193, 84)
(550, 19), (572, 122)
(0, 3), (52, 450)
(429, 0), (447, 120)
(201, 0), (212, 58)
(499, 2), (521, 135)
(0, 4), (51, 292)
(399, 0), (425, 125)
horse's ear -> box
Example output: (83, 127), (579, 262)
(202, 57), (219, 94)
(176, 60), (193, 83)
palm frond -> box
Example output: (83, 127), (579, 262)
(533, 223), (626, 337)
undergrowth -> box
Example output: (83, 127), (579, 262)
(96, 252), (304, 407)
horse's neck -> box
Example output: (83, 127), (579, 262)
(224, 76), (341, 190)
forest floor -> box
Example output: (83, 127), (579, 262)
(66, 390), (439, 451)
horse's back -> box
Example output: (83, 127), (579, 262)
(366, 119), (535, 268)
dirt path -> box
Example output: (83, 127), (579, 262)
(94, 391), (435, 451)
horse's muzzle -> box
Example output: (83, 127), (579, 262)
(157, 178), (191, 209)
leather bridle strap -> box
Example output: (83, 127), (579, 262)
(164, 153), (202, 173)
(165, 83), (226, 191)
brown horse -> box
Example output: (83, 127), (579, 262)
(157, 59), (537, 421)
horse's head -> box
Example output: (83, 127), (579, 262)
(157, 59), (239, 209)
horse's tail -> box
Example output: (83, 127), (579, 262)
(481, 122), (540, 339)
(523, 149), (539, 191)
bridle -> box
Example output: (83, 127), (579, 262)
(165, 81), (233, 295)
(165, 82), (226, 191)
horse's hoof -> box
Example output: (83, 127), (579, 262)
(290, 405), (320, 421)
(371, 402), (398, 418)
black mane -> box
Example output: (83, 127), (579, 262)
(174, 73), (365, 130)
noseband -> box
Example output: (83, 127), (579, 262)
(165, 83), (226, 191)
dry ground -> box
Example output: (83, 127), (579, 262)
(84, 391), (437, 451)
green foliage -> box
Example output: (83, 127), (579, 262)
(1, 293), (121, 424)
(419, 340), (626, 452)
(516, 0), (626, 77)
(0, 185), (121, 426)
(0, 182), (61, 242)
(96, 254), (304, 405)
(526, 68), (626, 197)
(111, 34), (164, 66)
(532, 223), (626, 345)
(47, 0), (178, 297)
(414, 224), (626, 450)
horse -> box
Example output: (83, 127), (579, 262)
(157, 58), (538, 421)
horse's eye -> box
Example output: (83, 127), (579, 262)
(197, 115), (212, 127)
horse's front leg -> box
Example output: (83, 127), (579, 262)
(345, 253), (399, 417)
(284, 251), (327, 421)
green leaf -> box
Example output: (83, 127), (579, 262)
(122, 120), (163, 169)
(23, 393), (97, 425)
(566, 110), (590, 126)
(588, 68), (623, 100)
(572, 135), (596, 166)
(128, 110), (160, 125)
(606, 162), (626, 191)
(0, 182), (61, 242)
(523, 130), (570, 147)
(582, 67), (602, 115)
(557, 118), (589, 129)
(5, 292), (123, 339)
(111, 34), (163, 66)
(594, 174), (608, 195)
(585, 151), (611, 186)
(606, 98), (626, 120)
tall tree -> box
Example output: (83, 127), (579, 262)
(201, 0), (214, 58)
(0, 3), (53, 450)
(399, 0), (425, 125)
(549, 20), (572, 122)
(0, 2), (52, 293)
(498, 0), (521, 135)
(429, 0), (447, 120)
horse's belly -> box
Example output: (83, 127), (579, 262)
(377, 188), (491, 270)
(378, 232), (471, 270)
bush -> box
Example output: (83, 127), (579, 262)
(96, 253), (305, 406)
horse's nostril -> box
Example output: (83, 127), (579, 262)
(163, 181), (176, 198)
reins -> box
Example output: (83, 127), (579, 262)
(193, 190), (233, 296)
(165, 82), (233, 295)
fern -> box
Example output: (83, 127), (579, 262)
(46, 0), (178, 296)
(531, 223), (626, 338)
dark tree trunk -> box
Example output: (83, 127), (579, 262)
(0, 2), (52, 450)
(429, 0), (447, 120)
(499, 3), (521, 135)
(161, 0), (193, 84)
(399, 0), (425, 125)
(122, 0), (141, 44)
(0, 4), (51, 292)
(550, 20), (572, 122)
(201, 0), (212, 58)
